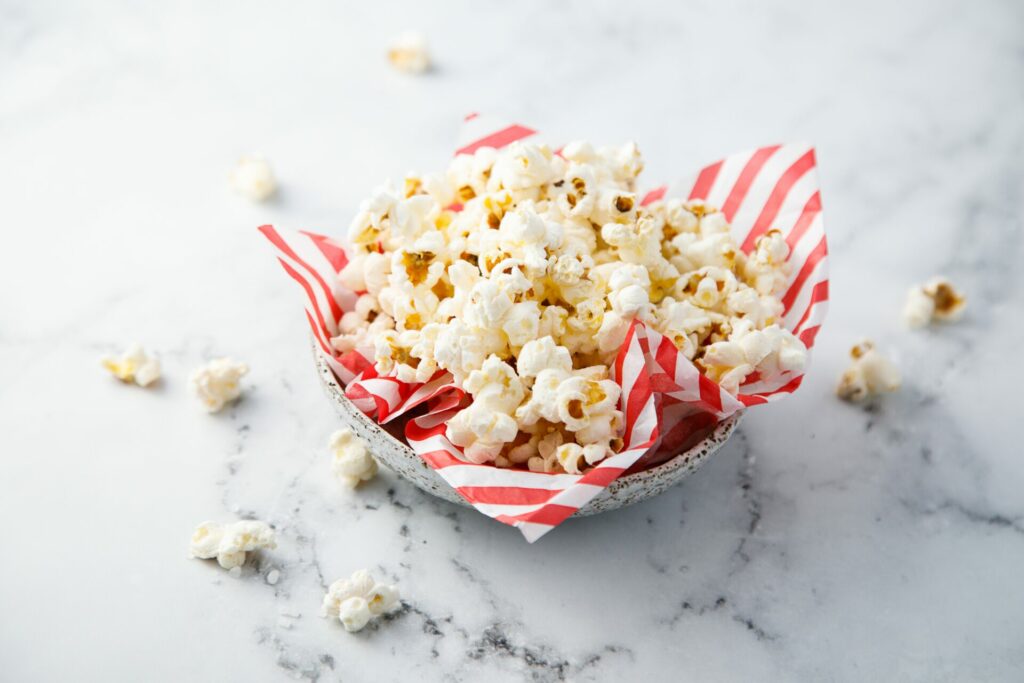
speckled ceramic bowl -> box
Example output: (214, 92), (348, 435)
(314, 340), (740, 516)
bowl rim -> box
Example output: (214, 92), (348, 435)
(312, 338), (742, 489)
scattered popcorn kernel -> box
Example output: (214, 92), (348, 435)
(836, 340), (901, 402)
(230, 155), (277, 202)
(387, 31), (430, 74)
(101, 343), (161, 387)
(904, 277), (966, 328)
(323, 569), (400, 633)
(189, 358), (249, 413)
(189, 519), (276, 570)
(329, 428), (378, 488)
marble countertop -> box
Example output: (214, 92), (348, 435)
(2, 0), (1022, 680)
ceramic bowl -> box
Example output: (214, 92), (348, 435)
(313, 340), (741, 516)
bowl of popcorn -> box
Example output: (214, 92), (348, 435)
(264, 117), (827, 538)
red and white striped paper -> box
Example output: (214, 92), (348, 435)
(261, 114), (828, 542)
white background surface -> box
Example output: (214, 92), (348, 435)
(2, 0), (1023, 680)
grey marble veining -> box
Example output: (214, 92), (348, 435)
(1, 0), (1022, 680)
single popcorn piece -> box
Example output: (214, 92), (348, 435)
(189, 519), (276, 570)
(230, 155), (277, 202)
(836, 340), (901, 402)
(101, 343), (161, 387)
(387, 31), (430, 74)
(336, 139), (808, 474)
(323, 569), (400, 633)
(903, 277), (966, 328)
(190, 358), (249, 413)
(329, 428), (378, 488)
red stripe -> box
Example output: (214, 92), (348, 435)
(799, 325), (822, 348)
(613, 320), (637, 385)
(622, 328), (652, 446)
(698, 375), (723, 413)
(579, 466), (628, 487)
(496, 504), (578, 526)
(418, 448), (479, 469)
(338, 349), (372, 377)
(741, 149), (816, 252)
(747, 373), (805, 400)
(781, 237), (828, 311)
(464, 112), (479, 121)
(406, 417), (452, 443)
(305, 309), (332, 357)
(458, 486), (560, 506)
(343, 381), (391, 421)
(279, 257), (334, 343)
(721, 146), (781, 222)
(641, 186), (667, 205)
(688, 160), (723, 200)
(651, 336), (681, 394)
(785, 191), (822, 251)
(261, 225), (344, 323)
(299, 230), (349, 273)
(790, 280), (829, 333)
(455, 124), (537, 155)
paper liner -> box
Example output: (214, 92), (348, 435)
(261, 114), (828, 541)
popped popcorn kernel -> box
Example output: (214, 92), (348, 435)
(387, 31), (430, 74)
(904, 277), (966, 328)
(329, 428), (378, 488)
(230, 155), (277, 202)
(189, 519), (276, 570)
(323, 569), (400, 633)
(101, 343), (161, 387)
(836, 340), (901, 402)
(189, 358), (249, 413)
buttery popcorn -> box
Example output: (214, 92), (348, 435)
(836, 340), (901, 402)
(323, 569), (400, 633)
(189, 520), (276, 570)
(903, 277), (966, 328)
(329, 428), (378, 487)
(387, 31), (430, 74)
(101, 343), (161, 387)
(334, 141), (806, 473)
(230, 155), (277, 202)
(190, 358), (249, 413)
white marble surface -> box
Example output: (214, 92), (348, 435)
(2, 0), (1023, 680)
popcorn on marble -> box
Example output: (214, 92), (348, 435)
(101, 343), (161, 387)
(387, 31), (431, 74)
(323, 569), (401, 633)
(189, 358), (249, 413)
(189, 520), (276, 570)
(903, 277), (966, 328)
(329, 428), (378, 488)
(836, 340), (901, 402)
(230, 155), (277, 202)
(334, 140), (806, 473)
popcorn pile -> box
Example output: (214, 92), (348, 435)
(334, 141), (807, 474)
(189, 520), (276, 570)
(322, 569), (401, 633)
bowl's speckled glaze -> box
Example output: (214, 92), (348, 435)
(314, 340), (740, 516)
